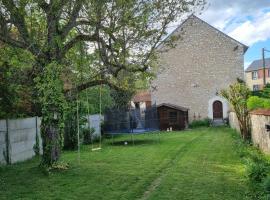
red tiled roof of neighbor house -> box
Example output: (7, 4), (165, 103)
(132, 91), (151, 102)
(250, 109), (270, 116)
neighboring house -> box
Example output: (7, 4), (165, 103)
(245, 58), (270, 91)
(130, 91), (152, 110)
(151, 15), (248, 123)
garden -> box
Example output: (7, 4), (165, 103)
(1, 127), (269, 200)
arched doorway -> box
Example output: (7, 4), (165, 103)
(213, 100), (223, 119)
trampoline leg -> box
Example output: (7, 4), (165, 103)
(132, 133), (134, 145)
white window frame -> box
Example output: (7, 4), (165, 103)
(252, 71), (258, 80)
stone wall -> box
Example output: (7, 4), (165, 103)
(229, 111), (270, 154)
(151, 15), (245, 121)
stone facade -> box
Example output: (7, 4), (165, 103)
(151, 15), (247, 122)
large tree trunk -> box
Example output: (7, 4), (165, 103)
(41, 119), (61, 166)
(37, 61), (66, 167)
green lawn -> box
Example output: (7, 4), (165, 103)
(0, 127), (250, 200)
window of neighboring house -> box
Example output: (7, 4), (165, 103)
(253, 84), (260, 91)
(169, 111), (177, 123)
(252, 71), (258, 80)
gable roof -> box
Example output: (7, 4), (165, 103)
(157, 14), (248, 53)
(245, 58), (270, 72)
(157, 103), (189, 112)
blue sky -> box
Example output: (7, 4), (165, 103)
(199, 0), (270, 69)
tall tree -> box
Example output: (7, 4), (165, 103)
(0, 0), (205, 166)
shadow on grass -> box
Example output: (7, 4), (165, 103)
(107, 139), (159, 146)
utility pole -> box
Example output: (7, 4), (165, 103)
(262, 48), (270, 87)
(262, 48), (266, 86)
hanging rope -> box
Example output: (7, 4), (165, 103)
(76, 92), (80, 164)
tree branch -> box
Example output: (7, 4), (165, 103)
(36, 0), (49, 13)
(62, 33), (98, 56)
(60, 0), (83, 39)
(65, 79), (121, 97)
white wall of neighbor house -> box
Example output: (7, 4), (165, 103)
(151, 16), (244, 122)
(130, 101), (146, 109)
(86, 114), (103, 139)
(208, 96), (229, 119)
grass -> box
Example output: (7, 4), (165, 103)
(0, 127), (250, 200)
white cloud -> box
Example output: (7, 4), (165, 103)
(244, 61), (252, 69)
(199, 0), (270, 46)
(228, 12), (270, 46)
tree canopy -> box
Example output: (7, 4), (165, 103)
(0, 0), (205, 166)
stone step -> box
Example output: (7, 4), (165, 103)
(212, 119), (225, 126)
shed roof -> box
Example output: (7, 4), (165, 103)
(157, 103), (189, 112)
(132, 91), (151, 102)
(245, 58), (270, 72)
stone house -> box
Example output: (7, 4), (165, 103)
(151, 15), (248, 122)
(245, 58), (270, 91)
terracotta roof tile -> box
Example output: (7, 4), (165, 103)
(250, 109), (270, 116)
(132, 91), (151, 102)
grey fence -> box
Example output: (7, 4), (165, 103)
(0, 117), (42, 165)
(0, 115), (103, 165)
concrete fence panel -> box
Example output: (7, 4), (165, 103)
(8, 117), (37, 164)
(0, 115), (101, 165)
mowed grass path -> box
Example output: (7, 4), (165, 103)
(0, 127), (250, 200)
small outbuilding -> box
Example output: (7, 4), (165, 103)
(157, 103), (189, 131)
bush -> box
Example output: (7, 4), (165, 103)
(232, 130), (270, 198)
(264, 176), (270, 195)
(247, 96), (265, 110)
(189, 118), (210, 128)
(246, 159), (268, 182)
(247, 96), (270, 110)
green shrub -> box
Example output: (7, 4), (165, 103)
(247, 96), (270, 110)
(189, 118), (210, 128)
(246, 159), (268, 182)
(264, 99), (270, 109)
(247, 96), (265, 110)
(264, 176), (270, 194)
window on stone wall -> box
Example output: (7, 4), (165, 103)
(252, 71), (258, 80)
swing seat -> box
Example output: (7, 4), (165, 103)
(92, 147), (102, 151)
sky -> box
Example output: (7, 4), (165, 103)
(198, 0), (270, 69)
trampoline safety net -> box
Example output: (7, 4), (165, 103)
(104, 105), (159, 134)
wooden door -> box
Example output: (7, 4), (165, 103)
(213, 101), (223, 119)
